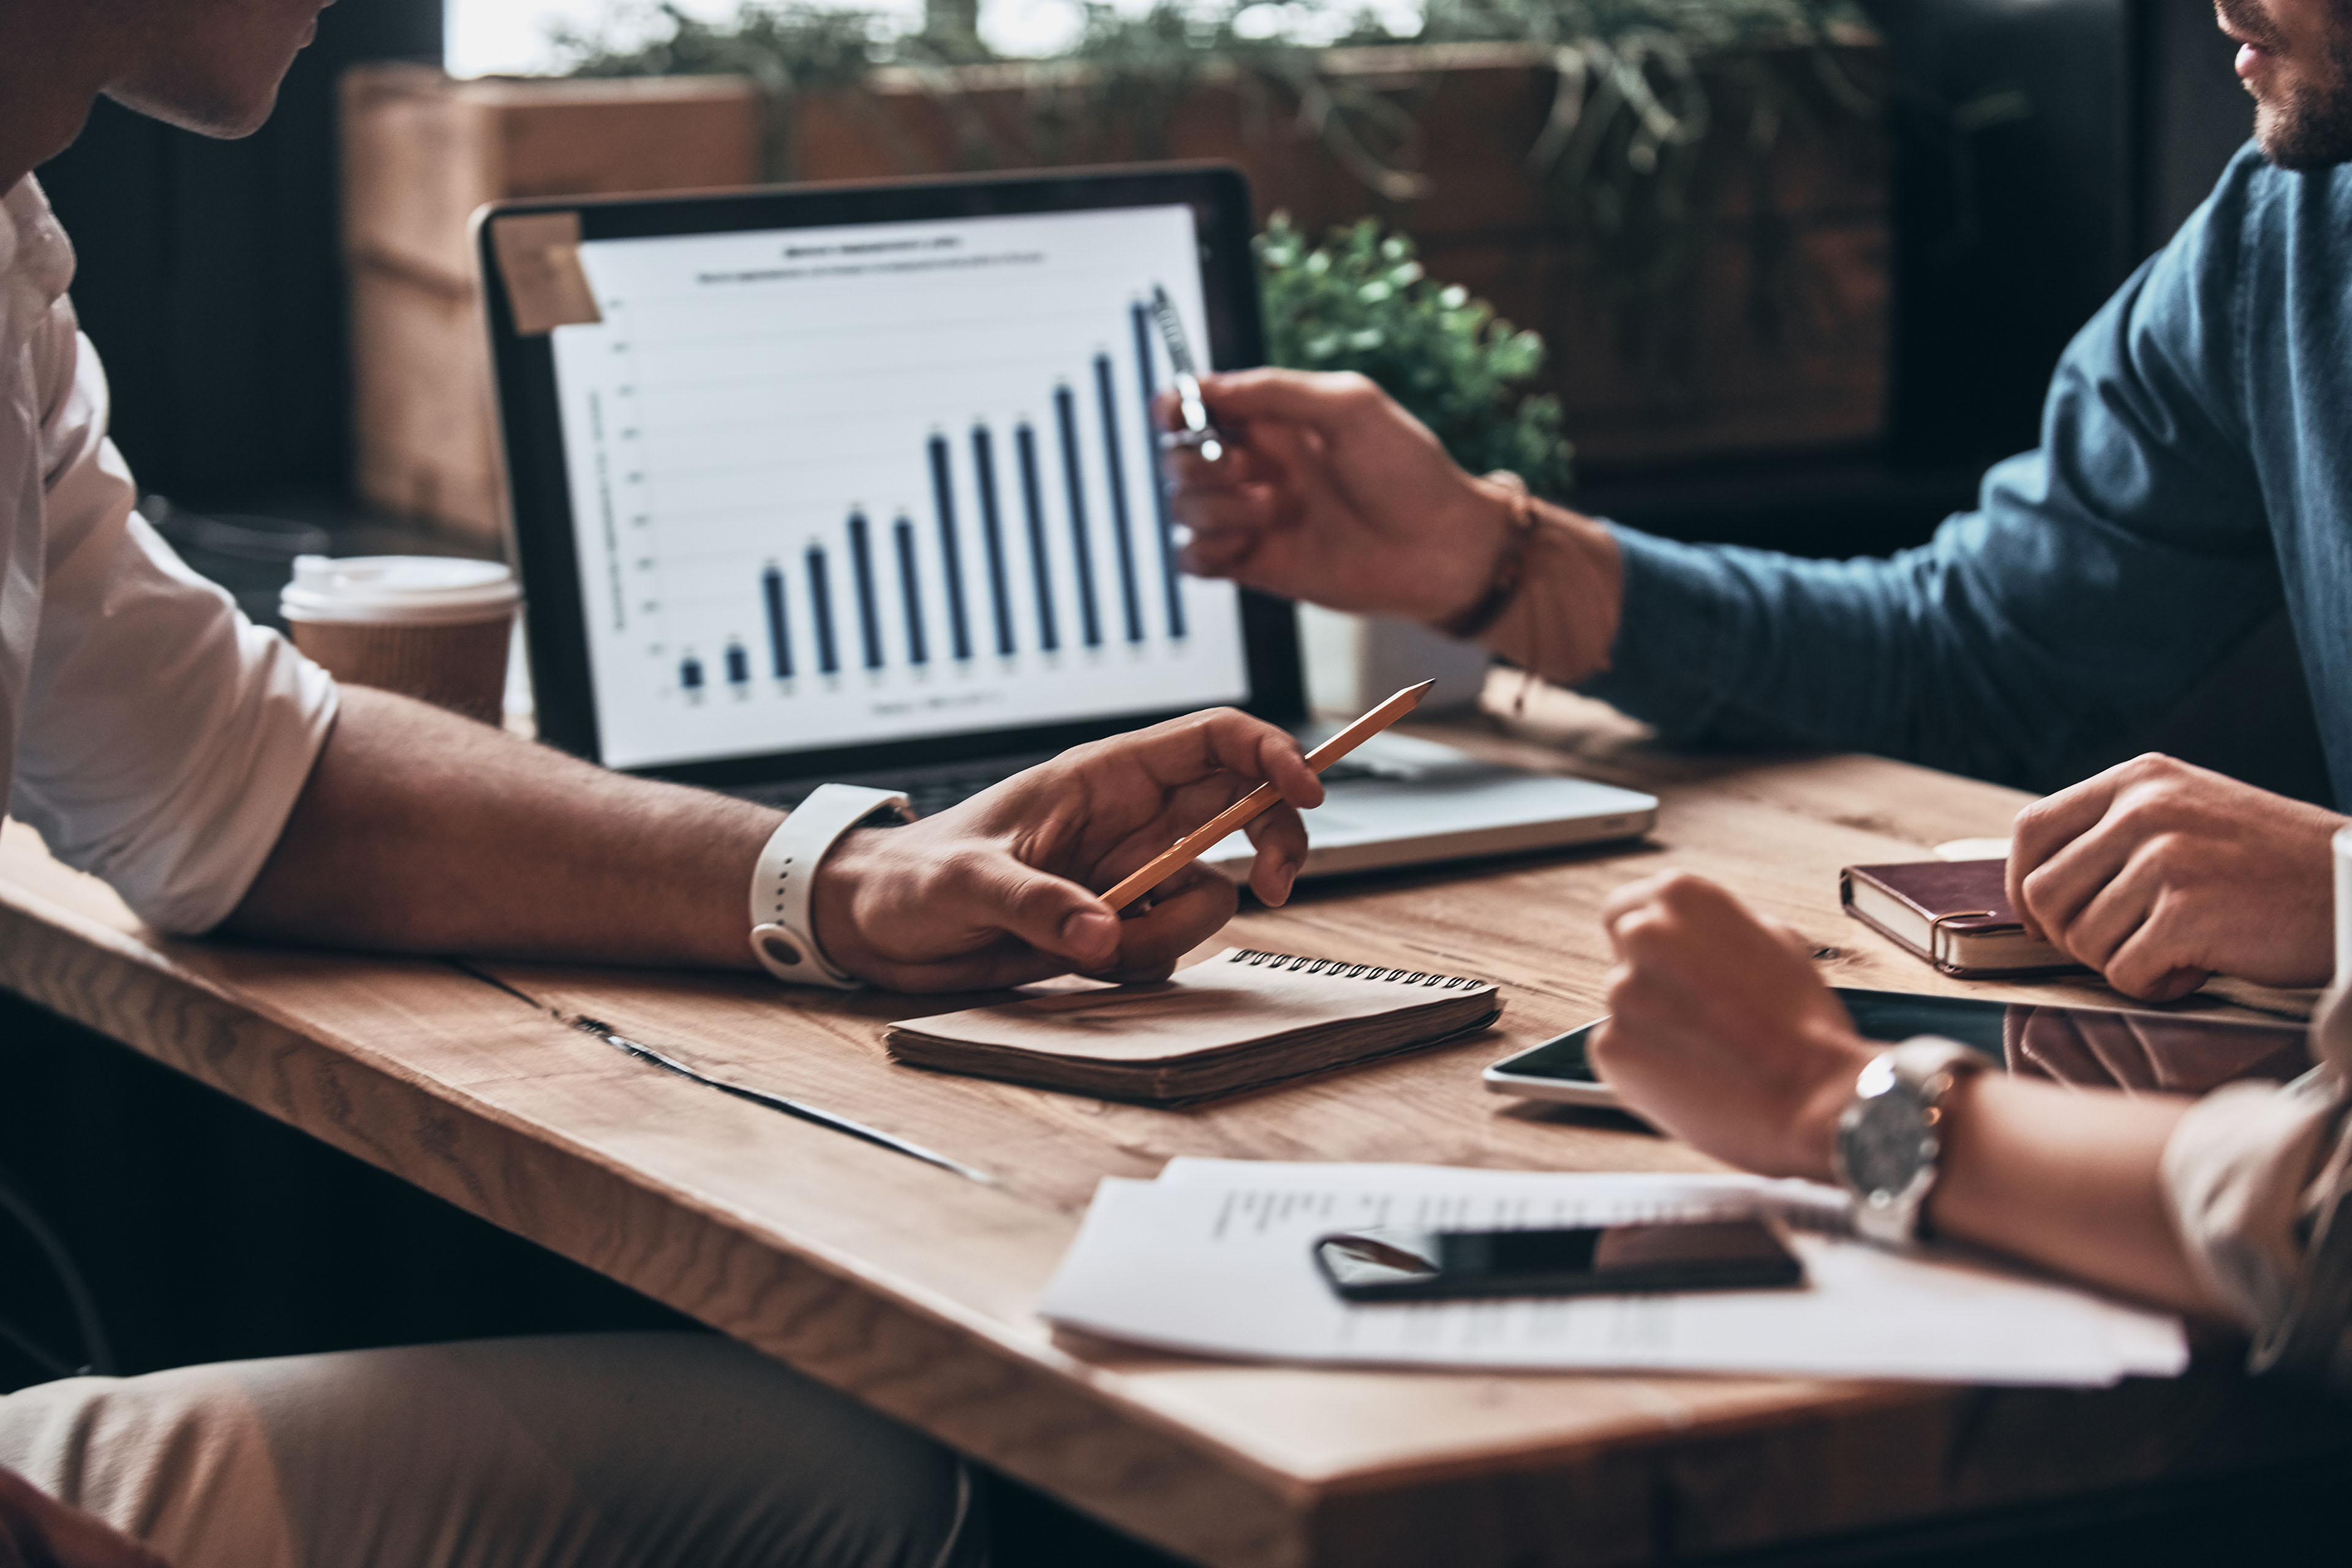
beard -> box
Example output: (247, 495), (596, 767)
(2222, 0), (2352, 168)
(2256, 57), (2352, 168)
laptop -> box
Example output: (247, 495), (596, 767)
(477, 165), (1656, 882)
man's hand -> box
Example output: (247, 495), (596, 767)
(810, 708), (1322, 991)
(1162, 369), (1520, 623)
(0, 1469), (168, 1568)
(1588, 872), (1871, 1180)
(2007, 753), (2346, 1001)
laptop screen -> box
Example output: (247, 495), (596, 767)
(538, 203), (1252, 773)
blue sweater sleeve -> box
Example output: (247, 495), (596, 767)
(1580, 149), (2282, 790)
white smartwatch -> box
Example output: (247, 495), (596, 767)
(1832, 1038), (1988, 1249)
(747, 783), (912, 989)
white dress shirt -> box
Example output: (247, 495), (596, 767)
(1, 175), (335, 932)
(2165, 1013), (2352, 1386)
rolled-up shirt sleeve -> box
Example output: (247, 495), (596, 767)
(1577, 148), (2283, 795)
(9, 311), (337, 933)
(2164, 1063), (2352, 1386)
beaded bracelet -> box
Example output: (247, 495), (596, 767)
(1433, 470), (1537, 641)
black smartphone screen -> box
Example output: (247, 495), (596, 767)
(1314, 1218), (1804, 1302)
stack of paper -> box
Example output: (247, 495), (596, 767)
(1039, 1160), (2187, 1387)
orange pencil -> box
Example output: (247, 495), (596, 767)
(1100, 680), (1438, 911)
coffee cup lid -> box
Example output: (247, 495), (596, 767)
(281, 555), (520, 626)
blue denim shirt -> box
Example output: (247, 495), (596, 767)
(1584, 144), (2352, 806)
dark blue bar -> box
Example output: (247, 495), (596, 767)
(1131, 300), (1187, 639)
(1053, 384), (1102, 647)
(846, 509), (884, 670)
(971, 426), (1015, 655)
(806, 545), (838, 675)
(927, 435), (972, 661)
(893, 516), (929, 665)
(680, 654), (704, 691)
(1093, 352), (1144, 643)
(762, 563), (792, 678)
(1015, 423), (1058, 652)
(724, 643), (748, 684)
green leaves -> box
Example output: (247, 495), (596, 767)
(1259, 216), (1575, 499)
(556, 3), (1885, 366)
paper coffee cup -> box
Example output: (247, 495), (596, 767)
(281, 555), (520, 725)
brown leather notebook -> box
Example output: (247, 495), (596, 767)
(1839, 859), (2084, 979)
(884, 947), (1503, 1105)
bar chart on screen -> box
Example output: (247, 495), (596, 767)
(547, 205), (1252, 771)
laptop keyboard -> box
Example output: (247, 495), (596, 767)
(725, 760), (1040, 818)
(725, 747), (1385, 819)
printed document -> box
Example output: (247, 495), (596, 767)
(1038, 1159), (2187, 1386)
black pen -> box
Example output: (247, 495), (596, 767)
(1148, 284), (1226, 462)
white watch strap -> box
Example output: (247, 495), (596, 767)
(748, 783), (911, 989)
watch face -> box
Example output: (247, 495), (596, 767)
(1842, 1079), (1936, 1199)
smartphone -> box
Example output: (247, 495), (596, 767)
(1482, 987), (2310, 1112)
(1313, 1217), (1804, 1302)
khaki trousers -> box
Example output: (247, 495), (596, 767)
(0, 1332), (982, 1568)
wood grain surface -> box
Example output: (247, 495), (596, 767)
(4, 688), (2345, 1566)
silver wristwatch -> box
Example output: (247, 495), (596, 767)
(1832, 1038), (1988, 1249)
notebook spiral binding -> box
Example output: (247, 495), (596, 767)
(1227, 948), (1482, 989)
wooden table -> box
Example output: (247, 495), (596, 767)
(2, 688), (2344, 1566)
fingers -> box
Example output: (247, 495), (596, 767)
(1583, 1003), (1634, 1085)
(1586, 868), (1869, 1182)
(1169, 423), (1317, 583)
(2046, 848), (2163, 976)
(1598, 869), (1679, 937)
(2016, 840), (2205, 1000)
(1172, 480), (1286, 580)
(1600, 869), (1736, 946)
(862, 937), (1083, 995)
(1240, 802), (1309, 905)
(1189, 366), (1395, 432)
(1168, 479), (1284, 542)
(1093, 865), (1238, 980)
(2101, 919), (2210, 1002)
(1120, 707), (1324, 810)
(2007, 763), (2136, 940)
(1164, 437), (1278, 492)
(2015, 826), (2145, 960)
(1178, 525), (1261, 580)
(940, 850), (1122, 970)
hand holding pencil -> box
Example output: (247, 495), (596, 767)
(808, 690), (1427, 990)
(1101, 680), (1435, 910)
(811, 706), (1327, 990)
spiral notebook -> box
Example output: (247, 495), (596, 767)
(884, 948), (1504, 1105)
